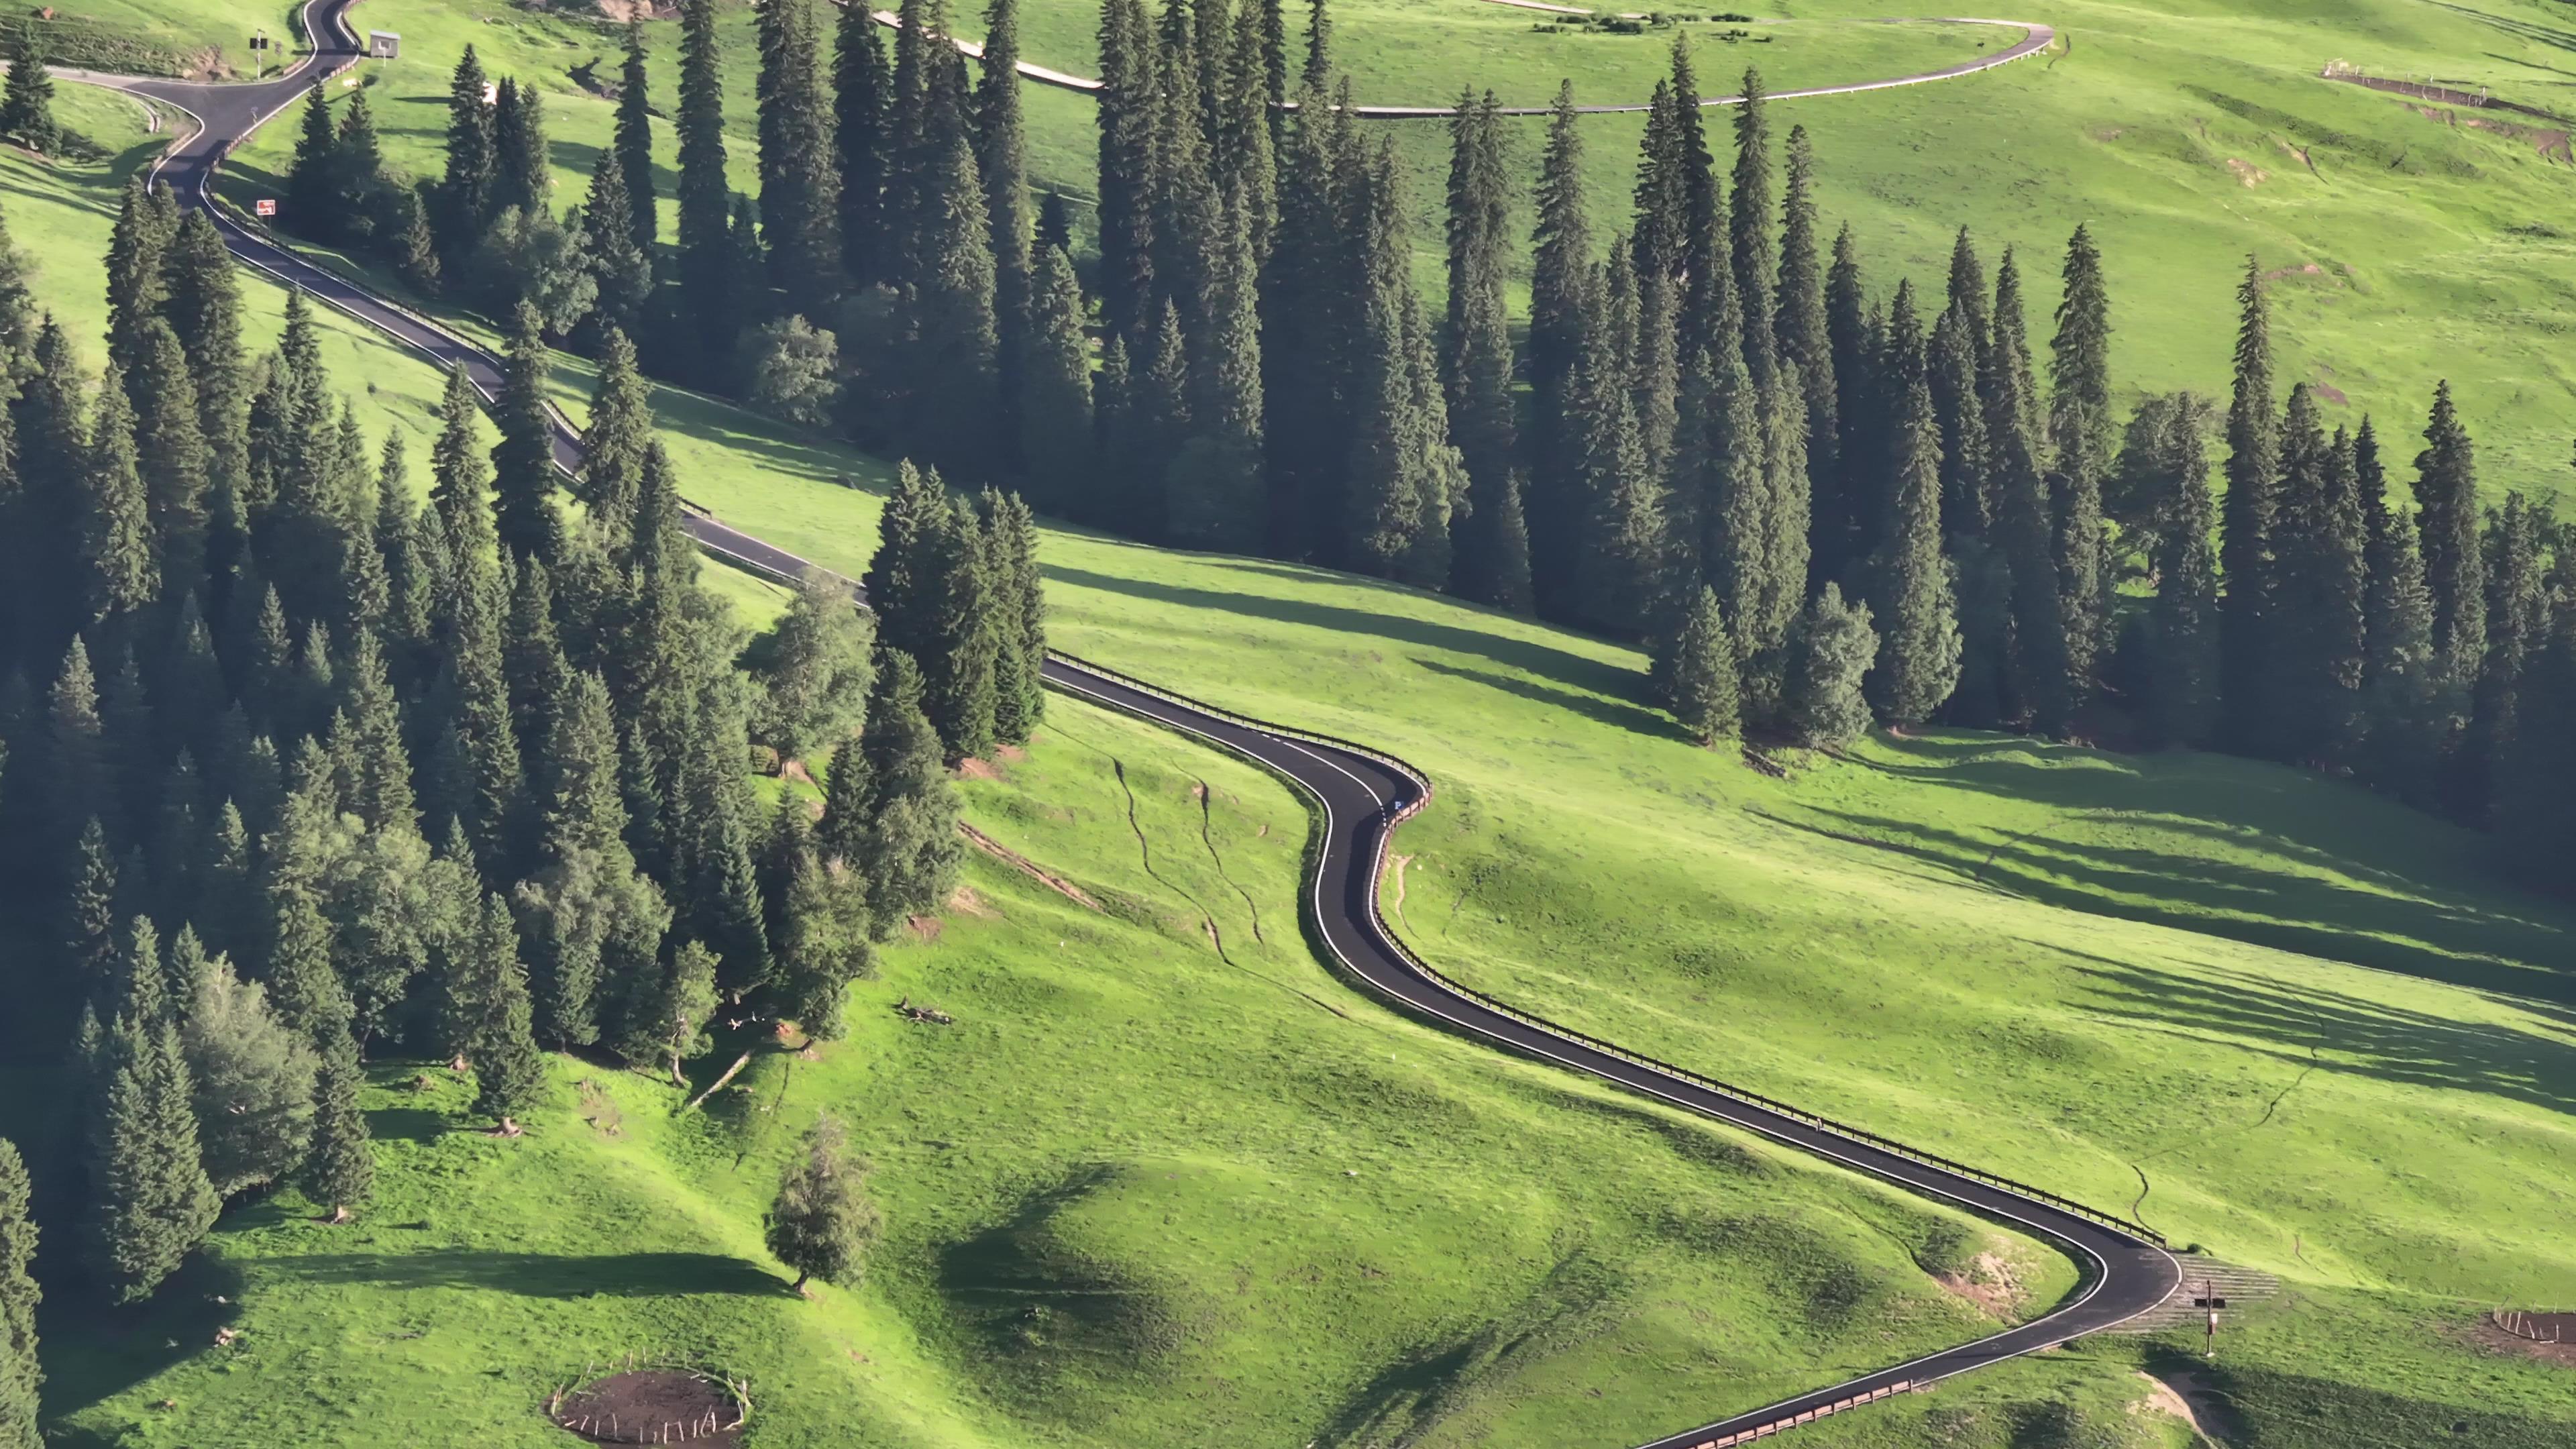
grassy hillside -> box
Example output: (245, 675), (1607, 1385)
(5, 97), (2141, 1449)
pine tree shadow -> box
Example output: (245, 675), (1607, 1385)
(35, 1252), (246, 1424)
(1802, 805), (2575, 1004)
(1042, 564), (1635, 701)
(1412, 657), (1676, 740)
(2067, 954), (2576, 1121)
(261, 1247), (792, 1299)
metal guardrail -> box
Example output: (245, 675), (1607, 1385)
(1688, 1381), (1919, 1448)
(1043, 649), (2167, 1248)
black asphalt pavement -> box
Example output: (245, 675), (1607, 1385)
(74, 9), (2183, 1442)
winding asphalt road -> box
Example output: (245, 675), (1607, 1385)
(864, 6), (2056, 118)
(70, 9), (2180, 1444)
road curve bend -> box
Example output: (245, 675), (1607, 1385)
(68, 7), (2181, 1444)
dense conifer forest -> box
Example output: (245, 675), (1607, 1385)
(0, 47), (1044, 1348)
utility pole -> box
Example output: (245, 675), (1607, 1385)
(2192, 1277), (2227, 1358)
(250, 27), (268, 80)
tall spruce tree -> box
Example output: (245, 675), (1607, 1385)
(1987, 251), (2069, 734)
(1527, 81), (1593, 616)
(490, 304), (564, 566)
(1775, 125), (1837, 550)
(104, 179), (175, 377)
(87, 1018), (221, 1303)
(578, 328), (654, 549)
(165, 213), (250, 519)
(1095, 0), (1158, 345)
(579, 146), (653, 345)
(2414, 379), (2485, 701)
(2219, 257), (2282, 755)
(0, 26), (58, 154)
(2454, 493), (2551, 826)
(1817, 225), (1870, 580)
(614, 20), (658, 258)
(129, 319), (210, 591)
(837, 0), (892, 286)
(439, 46), (498, 250)
(857, 649), (962, 931)
(460, 892), (545, 1128)
(759, 0), (842, 307)
(2357, 418), (2438, 798)
(2046, 224), (2112, 700)
(80, 372), (156, 627)
(676, 0), (737, 367)
(0, 1138), (36, 1447)
(1868, 374), (1961, 726)
(1020, 244), (1095, 515)
(906, 122), (1002, 478)
(1657, 585), (1739, 746)
(1729, 68), (1778, 382)
(2143, 394), (2220, 748)
(979, 0), (1035, 441)
(301, 1030), (374, 1221)
(2269, 391), (2365, 763)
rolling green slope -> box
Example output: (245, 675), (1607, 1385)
(5, 109), (2104, 1449)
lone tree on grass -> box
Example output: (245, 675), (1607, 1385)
(0, 28), (59, 156)
(765, 1112), (879, 1295)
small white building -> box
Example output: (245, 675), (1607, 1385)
(368, 30), (399, 58)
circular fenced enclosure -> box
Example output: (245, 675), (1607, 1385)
(545, 1366), (746, 1446)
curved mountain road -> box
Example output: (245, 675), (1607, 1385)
(66, 9), (2181, 1445)
(863, 6), (2055, 117)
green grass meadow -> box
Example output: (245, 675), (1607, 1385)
(11, 0), (2576, 1440)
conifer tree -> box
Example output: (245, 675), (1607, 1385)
(1344, 145), (1461, 590)
(498, 79), (553, 219)
(1986, 251), (2069, 735)
(1568, 280), (1659, 634)
(814, 736), (870, 870)
(1867, 374), (1960, 726)
(858, 649), (961, 930)
(614, 20), (658, 258)
(2414, 379), (2484, 700)
(1019, 244), (1094, 515)
(759, 0), (843, 307)
(1818, 225), (1870, 578)
(765, 814), (871, 1040)
(87, 1018), (220, 1302)
(920, 498), (1000, 757)
(1443, 91), (1523, 610)
(1729, 68), (1778, 382)
(2268, 392), (2366, 763)
(129, 319), (210, 590)
(2453, 492), (2550, 826)
(0, 1137), (36, 1448)
(1925, 303), (1989, 541)
(1784, 583), (1875, 749)
(2357, 419), (2438, 796)
(2045, 225), (2112, 700)
(490, 304), (564, 566)
(2143, 394), (2219, 749)
(440, 46), (498, 248)
(288, 83), (343, 235)
(619, 938), (720, 1083)
(104, 179), (175, 376)
(1759, 362), (1811, 647)
(766, 1112), (880, 1293)
(65, 816), (117, 992)
(1166, 194), (1266, 552)
(578, 328), (654, 549)
(979, 0), (1034, 430)
(1776, 124), (1836, 519)
(1258, 78), (1353, 556)
(0, 27), (58, 155)
(837, 0), (892, 285)
(1527, 81), (1592, 616)
(301, 1030), (374, 1221)
(1658, 586), (1739, 746)
(80, 372), (156, 626)
(579, 146), (653, 345)
(180, 947), (317, 1197)
(862, 460), (943, 664)
(906, 123), (1002, 478)
(1095, 0), (1158, 345)
(460, 892), (545, 1129)
(165, 213), (250, 509)
(48, 641), (108, 853)
(676, 0), (736, 366)
(2220, 257), (2281, 754)
(980, 489), (1047, 743)
(517, 667), (669, 1048)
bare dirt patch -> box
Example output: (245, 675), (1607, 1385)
(547, 1368), (742, 1445)
(2224, 157), (2267, 186)
(2476, 1310), (2576, 1368)
(906, 915), (944, 942)
(947, 885), (999, 918)
(955, 757), (1006, 781)
(957, 821), (1105, 912)
(1934, 1250), (2028, 1318)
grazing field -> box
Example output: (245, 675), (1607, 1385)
(7, 109), (2112, 1449)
